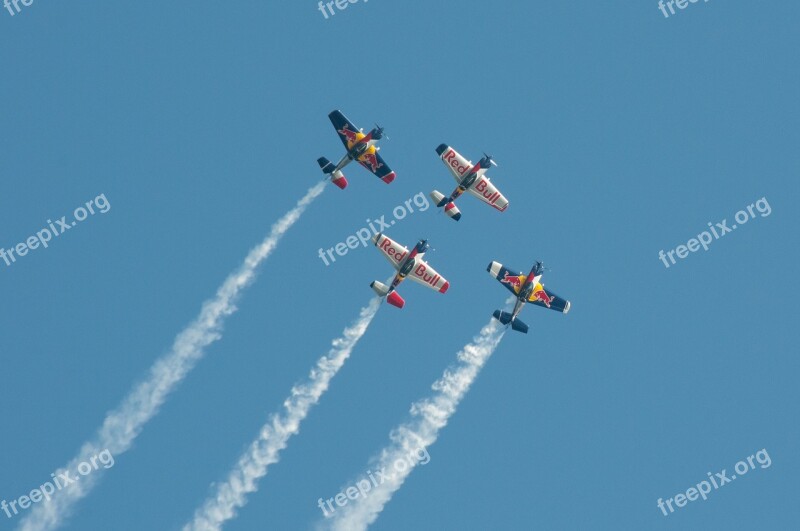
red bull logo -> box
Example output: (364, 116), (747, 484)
(338, 125), (359, 145)
(360, 152), (382, 173)
(533, 289), (553, 308)
(500, 272), (523, 289)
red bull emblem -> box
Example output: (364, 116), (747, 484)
(361, 152), (382, 172)
(533, 289), (553, 308)
(500, 272), (523, 288)
(338, 125), (359, 144)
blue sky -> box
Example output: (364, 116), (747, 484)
(1, 1), (798, 530)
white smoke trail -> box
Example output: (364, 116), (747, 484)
(17, 182), (326, 531)
(326, 316), (507, 531)
(184, 297), (381, 531)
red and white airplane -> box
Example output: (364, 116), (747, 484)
(369, 233), (449, 308)
(430, 144), (509, 221)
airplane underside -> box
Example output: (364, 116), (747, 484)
(492, 310), (529, 333)
(492, 298), (529, 333)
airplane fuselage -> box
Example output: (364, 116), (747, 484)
(334, 132), (380, 173)
(459, 171), (479, 190)
(510, 297), (526, 321)
(392, 254), (423, 288)
(389, 240), (428, 291)
(447, 158), (488, 202)
(511, 266), (544, 321)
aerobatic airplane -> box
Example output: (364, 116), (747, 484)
(369, 233), (449, 309)
(430, 144), (509, 221)
(487, 260), (570, 333)
(317, 110), (396, 189)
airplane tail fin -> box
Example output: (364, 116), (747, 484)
(492, 310), (528, 333)
(317, 157), (335, 174)
(370, 281), (405, 308)
(317, 157), (348, 189)
(429, 190), (462, 221)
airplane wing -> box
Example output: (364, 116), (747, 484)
(373, 233), (409, 270)
(436, 144), (472, 182)
(407, 260), (449, 293)
(357, 151), (396, 183)
(487, 261), (525, 296)
(329, 110), (360, 149)
(529, 286), (571, 314)
(466, 175), (509, 212)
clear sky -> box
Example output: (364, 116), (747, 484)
(1, 1), (798, 530)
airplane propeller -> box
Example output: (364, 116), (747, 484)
(482, 152), (498, 168)
(374, 123), (388, 140)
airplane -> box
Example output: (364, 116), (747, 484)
(369, 233), (449, 308)
(487, 260), (570, 333)
(430, 144), (509, 221)
(317, 110), (396, 189)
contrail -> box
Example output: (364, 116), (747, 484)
(18, 182), (326, 531)
(326, 315), (507, 531)
(184, 297), (382, 531)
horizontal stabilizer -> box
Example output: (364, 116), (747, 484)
(493, 310), (512, 325)
(492, 310), (528, 333)
(443, 202), (461, 221)
(318, 157), (347, 189)
(430, 190), (462, 221)
(511, 319), (528, 334)
(371, 281), (404, 308)
(430, 190), (446, 205)
(370, 280), (390, 297)
(386, 291), (405, 308)
(317, 157), (335, 174)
